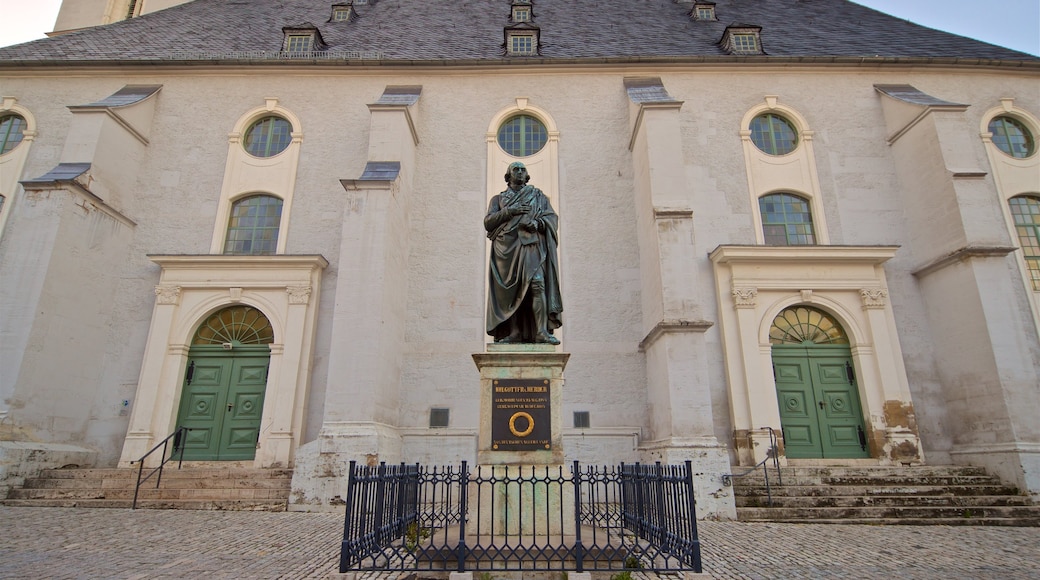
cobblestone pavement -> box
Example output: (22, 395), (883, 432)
(2, 507), (1038, 579)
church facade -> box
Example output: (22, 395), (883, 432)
(1, 0), (1038, 519)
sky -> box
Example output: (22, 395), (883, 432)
(0, 0), (1038, 55)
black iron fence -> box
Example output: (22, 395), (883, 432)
(339, 460), (702, 573)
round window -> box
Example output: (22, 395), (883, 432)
(988, 116), (1035, 159)
(243, 116), (293, 158)
(749, 113), (798, 155)
(0, 114), (27, 155)
(497, 114), (548, 157)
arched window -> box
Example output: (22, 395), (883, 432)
(192, 305), (274, 345)
(223, 195), (283, 255)
(0, 113), (27, 155)
(769, 306), (849, 345)
(759, 193), (815, 245)
(989, 116), (1035, 159)
(497, 114), (548, 157)
(243, 116), (293, 158)
(749, 113), (798, 155)
(1009, 195), (1040, 290)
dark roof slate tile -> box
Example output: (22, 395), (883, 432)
(0, 0), (1035, 64)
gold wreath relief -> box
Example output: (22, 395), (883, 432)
(508, 412), (535, 438)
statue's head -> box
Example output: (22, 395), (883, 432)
(504, 162), (530, 185)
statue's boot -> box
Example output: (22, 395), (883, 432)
(531, 281), (560, 345)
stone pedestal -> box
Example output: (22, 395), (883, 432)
(469, 344), (572, 540)
(472, 344), (569, 466)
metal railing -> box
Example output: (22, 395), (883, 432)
(339, 460), (702, 573)
(722, 427), (783, 506)
(129, 426), (191, 510)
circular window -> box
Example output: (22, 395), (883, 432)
(988, 116), (1035, 159)
(749, 113), (798, 155)
(497, 114), (548, 157)
(0, 114), (27, 155)
(243, 116), (293, 158)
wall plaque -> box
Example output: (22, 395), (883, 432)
(491, 378), (551, 450)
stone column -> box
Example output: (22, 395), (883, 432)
(625, 77), (734, 520)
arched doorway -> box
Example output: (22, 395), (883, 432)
(770, 306), (869, 459)
(176, 305), (273, 460)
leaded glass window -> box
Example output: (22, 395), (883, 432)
(513, 7), (531, 22)
(769, 306), (849, 345)
(192, 305), (274, 345)
(0, 114), (27, 155)
(750, 113), (798, 155)
(497, 114), (547, 157)
(989, 116), (1035, 159)
(1010, 195), (1040, 290)
(695, 6), (715, 20)
(243, 116), (292, 158)
(760, 193), (815, 246)
(332, 7), (352, 21)
(224, 195), (283, 255)
(509, 34), (535, 55)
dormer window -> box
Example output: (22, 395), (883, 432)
(331, 4), (353, 22)
(512, 6), (531, 22)
(282, 24), (326, 55)
(693, 3), (716, 21)
(504, 19), (540, 57)
(720, 25), (763, 55)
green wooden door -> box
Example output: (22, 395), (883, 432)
(176, 349), (269, 461)
(773, 346), (869, 459)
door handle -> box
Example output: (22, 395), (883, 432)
(227, 403), (234, 412)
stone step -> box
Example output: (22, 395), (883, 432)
(734, 473), (1003, 487)
(735, 494), (1033, 508)
(3, 467), (294, 511)
(6, 487), (291, 501)
(37, 467), (293, 480)
(740, 465), (989, 477)
(20, 476), (291, 490)
(0, 498), (288, 511)
(741, 517), (1040, 527)
(737, 505), (1040, 521)
(733, 484), (1023, 497)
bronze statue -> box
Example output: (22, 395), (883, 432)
(485, 162), (562, 344)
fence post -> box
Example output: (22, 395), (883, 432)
(456, 461), (469, 572)
(339, 460), (359, 573)
(571, 461), (585, 572)
(683, 460), (703, 573)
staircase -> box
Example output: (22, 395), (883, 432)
(1, 466), (292, 510)
(733, 465), (1040, 526)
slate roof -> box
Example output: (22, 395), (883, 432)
(0, 0), (1035, 65)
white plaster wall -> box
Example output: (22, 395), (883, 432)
(0, 67), (1037, 497)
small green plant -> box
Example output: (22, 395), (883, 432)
(611, 571), (633, 580)
(624, 555), (643, 569)
(404, 522), (431, 551)
(478, 573), (492, 580)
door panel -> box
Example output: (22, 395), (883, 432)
(219, 358), (268, 459)
(809, 355), (869, 458)
(773, 356), (822, 458)
(177, 358), (232, 460)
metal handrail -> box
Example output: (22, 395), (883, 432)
(129, 426), (191, 510)
(722, 427), (783, 506)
